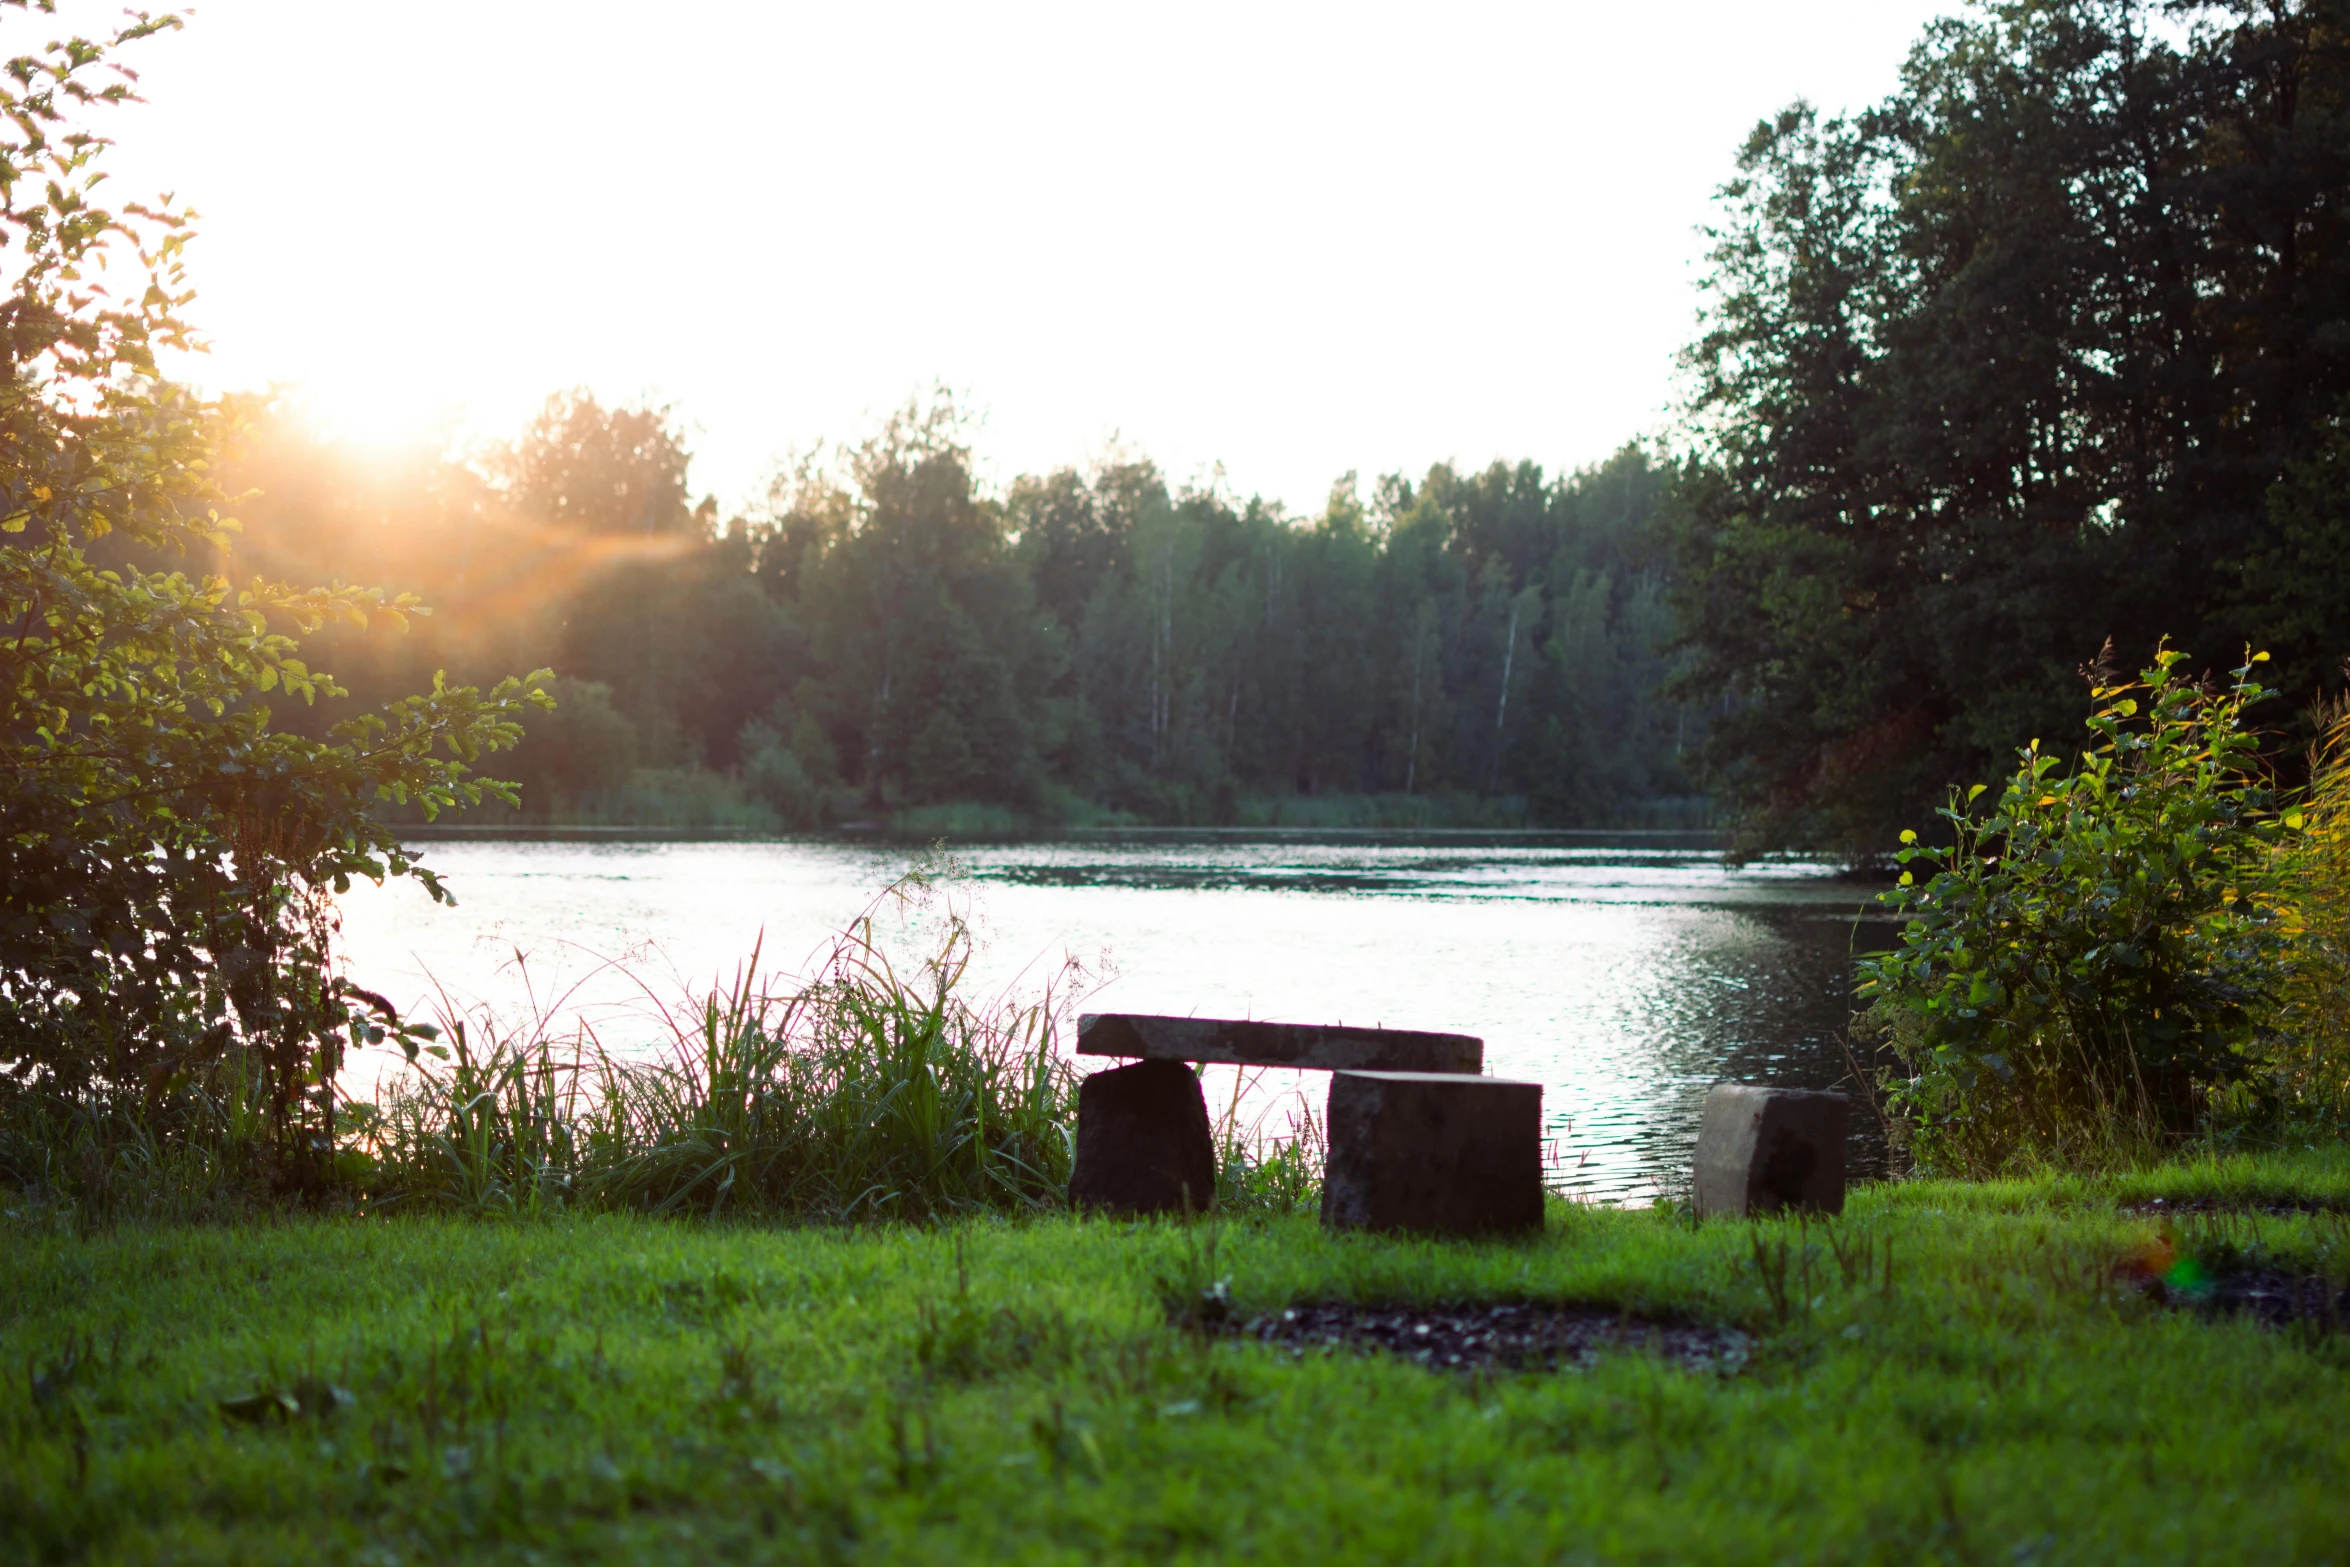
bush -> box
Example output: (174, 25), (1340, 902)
(740, 716), (833, 829)
(1857, 649), (2291, 1175)
(2247, 700), (2350, 1139)
(0, 16), (545, 1197)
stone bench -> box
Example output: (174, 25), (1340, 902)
(1076, 1014), (1484, 1075)
(1069, 1013), (1542, 1233)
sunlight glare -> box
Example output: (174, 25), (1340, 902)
(272, 375), (479, 467)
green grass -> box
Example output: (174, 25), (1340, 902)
(7, 1154), (2350, 1564)
(1233, 792), (1718, 831)
(557, 768), (783, 831)
(436, 780), (1717, 835)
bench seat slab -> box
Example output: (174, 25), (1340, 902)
(1078, 1013), (1482, 1075)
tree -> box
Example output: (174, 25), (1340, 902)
(501, 389), (694, 538)
(1672, 0), (2350, 858)
(784, 397), (1050, 809)
(0, 7), (548, 1187)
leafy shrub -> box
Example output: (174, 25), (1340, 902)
(1858, 650), (2291, 1175)
(740, 718), (833, 829)
(0, 14), (545, 1197)
(2247, 700), (2350, 1140)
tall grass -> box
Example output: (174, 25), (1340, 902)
(3, 869), (1351, 1226)
(0, 1048), (305, 1227)
(359, 877), (1083, 1220)
(1203, 1066), (1325, 1216)
(0, 1083), (259, 1228)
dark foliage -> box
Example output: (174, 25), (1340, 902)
(1672, 0), (2350, 857)
(0, 9), (546, 1192)
(223, 396), (1702, 828)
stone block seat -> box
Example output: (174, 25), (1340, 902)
(1691, 1084), (1849, 1218)
(1321, 1070), (1545, 1236)
(1070, 1013), (1542, 1233)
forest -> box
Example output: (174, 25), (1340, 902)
(198, 0), (2350, 852)
(213, 396), (1699, 830)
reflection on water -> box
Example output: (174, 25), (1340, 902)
(334, 831), (1895, 1203)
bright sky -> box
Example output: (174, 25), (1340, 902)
(84, 1), (1954, 514)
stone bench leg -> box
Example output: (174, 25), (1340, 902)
(1321, 1070), (1544, 1236)
(1068, 1059), (1216, 1216)
(1692, 1085), (1847, 1218)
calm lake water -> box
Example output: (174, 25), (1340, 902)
(334, 831), (1894, 1203)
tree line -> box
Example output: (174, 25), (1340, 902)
(217, 396), (1699, 829)
(160, 0), (2350, 853)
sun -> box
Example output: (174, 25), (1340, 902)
(273, 374), (480, 466)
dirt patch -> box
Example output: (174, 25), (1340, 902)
(2119, 1196), (2347, 1217)
(1229, 1302), (1749, 1375)
(2113, 1206), (2350, 1327)
(2142, 1269), (2350, 1329)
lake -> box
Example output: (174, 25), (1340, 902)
(334, 830), (1894, 1204)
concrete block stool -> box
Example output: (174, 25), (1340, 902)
(1069, 1014), (1484, 1218)
(1068, 1060), (1216, 1216)
(1321, 1070), (1544, 1236)
(1692, 1084), (1848, 1218)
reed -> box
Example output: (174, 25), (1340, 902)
(357, 876), (1083, 1221)
(1205, 1066), (1325, 1217)
(5, 874), (1351, 1225)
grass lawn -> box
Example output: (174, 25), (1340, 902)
(7, 1152), (2350, 1565)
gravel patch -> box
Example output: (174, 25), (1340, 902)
(1229, 1301), (1750, 1375)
